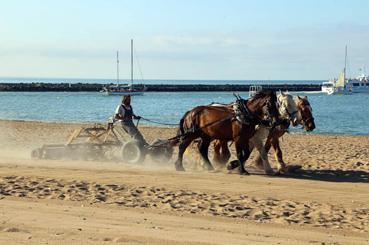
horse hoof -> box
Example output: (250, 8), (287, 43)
(287, 165), (302, 173)
(278, 165), (302, 174)
(239, 171), (250, 176)
(205, 165), (215, 171)
(175, 165), (185, 171)
(226, 160), (240, 170)
(253, 159), (264, 170)
(264, 167), (275, 175)
(265, 170), (275, 176)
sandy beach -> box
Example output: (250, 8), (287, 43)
(0, 119), (368, 244)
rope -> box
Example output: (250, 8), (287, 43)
(197, 115), (234, 131)
(140, 117), (179, 126)
(134, 48), (145, 81)
(164, 114), (235, 143)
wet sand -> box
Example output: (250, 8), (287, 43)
(0, 119), (368, 244)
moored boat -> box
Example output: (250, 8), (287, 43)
(322, 46), (369, 95)
(100, 83), (147, 96)
(101, 39), (147, 96)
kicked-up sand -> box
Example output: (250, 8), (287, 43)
(0, 119), (368, 244)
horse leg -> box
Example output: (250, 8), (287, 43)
(271, 138), (287, 173)
(225, 141), (252, 174)
(213, 140), (222, 164)
(250, 137), (264, 169)
(175, 136), (195, 171)
(198, 137), (214, 171)
(235, 142), (250, 175)
(221, 141), (231, 164)
(253, 137), (274, 175)
(213, 140), (231, 165)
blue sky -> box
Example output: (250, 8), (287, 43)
(1, 0), (369, 80)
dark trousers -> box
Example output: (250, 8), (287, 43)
(121, 120), (147, 146)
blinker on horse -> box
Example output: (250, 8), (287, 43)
(296, 96), (315, 132)
(174, 89), (279, 175)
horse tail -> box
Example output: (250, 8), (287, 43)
(178, 110), (191, 137)
(168, 110), (191, 147)
(175, 107), (205, 146)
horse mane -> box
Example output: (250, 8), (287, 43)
(295, 95), (310, 107)
(301, 96), (310, 105)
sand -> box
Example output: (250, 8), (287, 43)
(0, 119), (368, 244)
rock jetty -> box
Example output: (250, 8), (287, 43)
(0, 83), (321, 92)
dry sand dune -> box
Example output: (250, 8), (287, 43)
(0, 119), (368, 244)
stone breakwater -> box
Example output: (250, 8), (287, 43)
(0, 83), (321, 92)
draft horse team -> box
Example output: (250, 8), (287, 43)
(174, 89), (315, 175)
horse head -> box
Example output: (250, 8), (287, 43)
(277, 91), (299, 126)
(248, 89), (279, 127)
(295, 96), (315, 132)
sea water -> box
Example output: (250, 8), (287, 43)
(0, 90), (368, 136)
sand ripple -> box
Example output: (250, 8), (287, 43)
(1, 175), (368, 233)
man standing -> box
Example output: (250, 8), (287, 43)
(115, 95), (147, 146)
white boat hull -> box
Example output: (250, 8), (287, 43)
(322, 87), (334, 95)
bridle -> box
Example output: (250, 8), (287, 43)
(296, 98), (315, 129)
(254, 96), (279, 127)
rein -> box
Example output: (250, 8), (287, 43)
(168, 114), (235, 143)
(139, 117), (179, 126)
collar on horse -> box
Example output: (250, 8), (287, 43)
(233, 97), (271, 127)
(233, 98), (253, 124)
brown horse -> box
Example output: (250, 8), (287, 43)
(174, 89), (279, 175)
(213, 94), (315, 173)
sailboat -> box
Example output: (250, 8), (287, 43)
(101, 39), (147, 96)
(322, 46), (369, 95)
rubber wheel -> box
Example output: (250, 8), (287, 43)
(121, 141), (145, 164)
(31, 148), (42, 159)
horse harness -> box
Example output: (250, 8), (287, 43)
(233, 98), (256, 125)
(182, 98), (267, 138)
(234, 97), (276, 128)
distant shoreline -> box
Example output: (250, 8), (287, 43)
(0, 83), (321, 92)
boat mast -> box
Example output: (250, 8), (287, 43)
(116, 51), (119, 85)
(131, 39), (133, 85)
(343, 45), (347, 83)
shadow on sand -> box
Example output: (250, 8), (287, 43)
(281, 169), (369, 183)
(246, 167), (369, 183)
